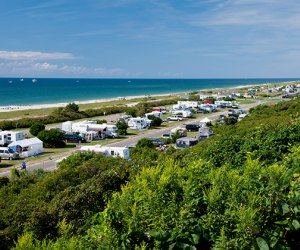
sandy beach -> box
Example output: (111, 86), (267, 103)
(0, 93), (177, 112)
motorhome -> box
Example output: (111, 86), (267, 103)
(177, 101), (199, 108)
(61, 121), (118, 138)
(128, 117), (151, 130)
(172, 109), (193, 118)
(0, 131), (25, 146)
(214, 100), (233, 108)
(176, 137), (198, 149)
(145, 111), (163, 119)
(79, 145), (130, 160)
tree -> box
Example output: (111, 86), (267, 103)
(29, 122), (45, 136)
(135, 138), (155, 149)
(125, 107), (137, 117)
(116, 121), (128, 135)
(64, 103), (79, 113)
(37, 129), (66, 148)
(148, 115), (162, 127)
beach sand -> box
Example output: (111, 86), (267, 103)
(0, 93), (177, 112)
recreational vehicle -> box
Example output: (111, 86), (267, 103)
(79, 145), (130, 160)
(0, 131), (25, 146)
(128, 117), (151, 130)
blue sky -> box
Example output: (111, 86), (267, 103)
(0, 0), (299, 78)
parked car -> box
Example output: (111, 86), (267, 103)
(64, 133), (86, 143)
(167, 114), (183, 121)
(231, 104), (239, 109)
(162, 133), (171, 138)
(150, 138), (166, 146)
(185, 124), (200, 132)
(228, 110), (239, 118)
(0, 147), (19, 160)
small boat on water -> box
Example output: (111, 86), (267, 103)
(8, 80), (13, 84)
(32, 79), (37, 83)
(20, 78), (24, 82)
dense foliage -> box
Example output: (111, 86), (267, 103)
(29, 122), (45, 136)
(1, 99), (300, 249)
(37, 129), (66, 148)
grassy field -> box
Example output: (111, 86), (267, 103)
(0, 94), (179, 120)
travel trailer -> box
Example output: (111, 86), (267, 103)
(79, 145), (130, 160)
(61, 121), (119, 138)
(177, 101), (199, 108)
(171, 109), (193, 118)
(145, 111), (163, 119)
(0, 131), (25, 146)
(127, 117), (151, 130)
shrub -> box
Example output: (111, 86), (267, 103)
(148, 115), (162, 127)
(37, 129), (66, 148)
(116, 121), (128, 135)
(29, 122), (45, 136)
(135, 138), (155, 149)
(64, 103), (79, 113)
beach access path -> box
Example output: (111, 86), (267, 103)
(0, 100), (267, 177)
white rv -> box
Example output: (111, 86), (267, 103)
(177, 101), (199, 108)
(61, 121), (118, 138)
(128, 117), (151, 130)
(79, 145), (130, 160)
(145, 111), (163, 119)
(0, 131), (25, 146)
(172, 109), (193, 118)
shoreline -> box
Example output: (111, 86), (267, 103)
(0, 81), (296, 112)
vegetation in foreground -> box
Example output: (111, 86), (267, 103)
(0, 99), (300, 249)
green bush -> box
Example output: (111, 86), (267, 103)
(37, 129), (66, 148)
(116, 121), (128, 135)
(29, 122), (45, 136)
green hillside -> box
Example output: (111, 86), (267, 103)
(1, 99), (300, 249)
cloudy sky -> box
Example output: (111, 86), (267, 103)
(0, 0), (299, 78)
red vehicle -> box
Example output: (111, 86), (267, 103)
(203, 100), (214, 104)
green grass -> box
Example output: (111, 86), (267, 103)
(0, 94), (179, 121)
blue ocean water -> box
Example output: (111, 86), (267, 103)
(0, 78), (298, 106)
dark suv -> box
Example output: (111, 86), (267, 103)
(64, 133), (86, 143)
(185, 124), (200, 131)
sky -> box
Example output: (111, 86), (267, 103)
(0, 0), (299, 78)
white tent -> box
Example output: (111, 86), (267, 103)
(9, 137), (43, 157)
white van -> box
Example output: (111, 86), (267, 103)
(0, 147), (19, 160)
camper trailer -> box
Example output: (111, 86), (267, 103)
(176, 137), (198, 148)
(177, 101), (199, 108)
(61, 121), (118, 139)
(171, 109), (193, 118)
(79, 145), (130, 160)
(128, 117), (151, 130)
(0, 131), (25, 146)
(145, 111), (163, 119)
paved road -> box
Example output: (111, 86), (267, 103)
(0, 101), (263, 177)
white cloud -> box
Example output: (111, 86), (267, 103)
(0, 61), (126, 77)
(0, 50), (75, 61)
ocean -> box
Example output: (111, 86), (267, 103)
(0, 78), (298, 106)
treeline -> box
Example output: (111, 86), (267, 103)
(0, 98), (178, 130)
(0, 99), (300, 249)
